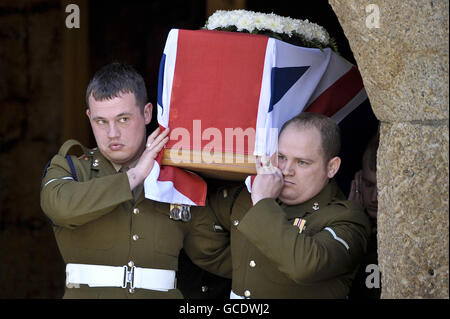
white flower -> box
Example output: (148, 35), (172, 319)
(205, 9), (331, 47)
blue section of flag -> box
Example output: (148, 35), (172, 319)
(268, 66), (310, 112)
(157, 53), (166, 114)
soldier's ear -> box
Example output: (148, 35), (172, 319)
(327, 156), (341, 179)
(86, 108), (91, 119)
(143, 103), (152, 125)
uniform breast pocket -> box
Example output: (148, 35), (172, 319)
(153, 212), (184, 257)
(70, 211), (120, 250)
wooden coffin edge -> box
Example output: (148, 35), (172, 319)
(161, 148), (257, 180)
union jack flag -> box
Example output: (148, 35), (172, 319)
(144, 29), (367, 206)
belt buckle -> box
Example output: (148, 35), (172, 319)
(122, 265), (136, 289)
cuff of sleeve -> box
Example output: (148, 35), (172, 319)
(119, 171), (134, 200)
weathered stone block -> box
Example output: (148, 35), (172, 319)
(377, 122), (449, 298)
(329, 0), (449, 122)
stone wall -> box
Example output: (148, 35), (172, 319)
(329, 0), (449, 298)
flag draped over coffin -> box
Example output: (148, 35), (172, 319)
(144, 29), (367, 206)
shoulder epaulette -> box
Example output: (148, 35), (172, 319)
(58, 139), (91, 157)
(41, 140), (90, 190)
(57, 140), (94, 182)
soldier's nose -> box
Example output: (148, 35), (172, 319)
(107, 123), (120, 138)
(280, 162), (294, 176)
(371, 188), (378, 201)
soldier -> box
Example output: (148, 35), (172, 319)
(348, 132), (381, 299)
(40, 62), (230, 298)
(206, 112), (371, 298)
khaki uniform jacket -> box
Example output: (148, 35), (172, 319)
(40, 140), (231, 299)
(208, 180), (371, 298)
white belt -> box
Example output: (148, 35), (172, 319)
(230, 290), (245, 299)
(66, 263), (176, 292)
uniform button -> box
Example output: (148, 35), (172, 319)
(129, 288), (135, 294)
(201, 286), (208, 293)
(133, 208), (140, 215)
(132, 234), (139, 241)
(128, 261), (134, 267)
(233, 220), (239, 226)
(244, 290), (251, 298)
(249, 260), (256, 268)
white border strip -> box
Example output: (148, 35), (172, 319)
(324, 227), (350, 250)
(43, 176), (74, 188)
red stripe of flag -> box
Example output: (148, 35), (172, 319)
(158, 165), (207, 205)
(304, 66), (364, 117)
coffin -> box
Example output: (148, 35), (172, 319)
(161, 149), (256, 180)
(157, 29), (366, 180)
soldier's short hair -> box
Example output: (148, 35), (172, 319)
(85, 62), (148, 112)
(280, 112), (341, 162)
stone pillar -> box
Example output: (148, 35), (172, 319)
(328, 1), (449, 298)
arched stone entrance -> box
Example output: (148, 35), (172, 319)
(329, 0), (449, 298)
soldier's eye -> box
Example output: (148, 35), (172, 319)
(96, 119), (106, 125)
(364, 180), (375, 188)
(119, 117), (129, 123)
(297, 160), (308, 166)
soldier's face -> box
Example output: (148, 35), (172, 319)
(276, 125), (340, 205)
(86, 92), (152, 167)
(361, 161), (378, 218)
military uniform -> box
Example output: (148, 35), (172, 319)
(177, 249), (231, 299)
(348, 219), (380, 299)
(207, 180), (371, 299)
(40, 140), (231, 299)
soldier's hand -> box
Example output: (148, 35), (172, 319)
(348, 170), (363, 204)
(251, 155), (284, 205)
(127, 127), (170, 190)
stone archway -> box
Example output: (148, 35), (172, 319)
(329, 0), (449, 298)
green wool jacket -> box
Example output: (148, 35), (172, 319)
(40, 140), (231, 299)
(207, 180), (371, 299)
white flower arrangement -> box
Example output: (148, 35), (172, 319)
(205, 10), (337, 52)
